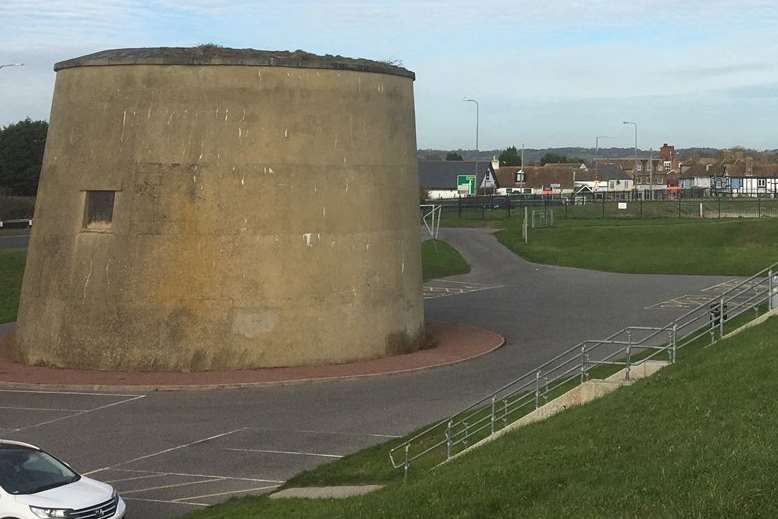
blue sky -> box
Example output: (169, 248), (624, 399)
(2, 0), (778, 150)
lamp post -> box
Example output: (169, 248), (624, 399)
(623, 121), (638, 198)
(0, 63), (24, 71)
(464, 97), (479, 195)
(595, 135), (609, 175)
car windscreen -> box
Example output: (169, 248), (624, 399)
(0, 446), (80, 495)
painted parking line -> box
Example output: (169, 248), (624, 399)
(86, 426), (395, 511)
(84, 429), (249, 476)
(172, 484), (280, 505)
(646, 294), (716, 310)
(98, 467), (283, 484)
(224, 447), (344, 459)
(111, 469), (281, 508)
(424, 280), (504, 300)
(701, 279), (755, 292)
(0, 389), (146, 432)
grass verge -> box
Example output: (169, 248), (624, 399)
(481, 217), (778, 276)
(421, 239), (470, 281)
(0, 249), (25, 323)
(184, 316), (778, 518)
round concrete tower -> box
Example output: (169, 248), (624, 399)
(15, 47), (423, 371)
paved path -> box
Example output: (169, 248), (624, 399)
(0, 228), (734, 517)
(0, 230), (29, 249)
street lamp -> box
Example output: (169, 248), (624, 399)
(463, 97), (479, 195)
(595, 135), (609, 174)
(0, 63), (24, 71)
(622, 121), (638, 199)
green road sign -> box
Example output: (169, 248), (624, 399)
(457, 174), (476, 195)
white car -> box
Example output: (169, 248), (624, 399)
(0, 440), (126, 519)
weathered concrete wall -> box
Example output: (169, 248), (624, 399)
(16, 49), (423, 370)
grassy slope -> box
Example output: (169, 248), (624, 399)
(186, 317), (778, 519)
(0, 249), (25, 323)
(421, 239), (470, 281)
(493, 218), (778, 276)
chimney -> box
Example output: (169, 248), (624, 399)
(746, 157), (753, 176)
(491, 155), (500, 170)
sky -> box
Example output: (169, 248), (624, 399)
(2, 0), (778, 150)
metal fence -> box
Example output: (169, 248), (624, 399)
(432, 194), (778, 221)
(389, 261), (778, 479)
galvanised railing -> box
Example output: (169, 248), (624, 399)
(389, 261), (778, 479)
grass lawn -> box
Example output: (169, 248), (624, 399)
(499, 218), (778, 276)
(442, 214), (778, 276)
(0, 249), (25, 323)
(421, 239), (470, 281)
(184, 316), (778, 519)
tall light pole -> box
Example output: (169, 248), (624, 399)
(464, 97), (479, 195)
(0, 63), (24, 71)
(595, 135), (609, 177)
(623, 121), (638, 198)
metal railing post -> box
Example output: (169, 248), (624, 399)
(580, 344), (587, 383)
(719, 296), (725, 337)
(672, 323), (677, 364)
(534, 371), (541, 409)
(490, 396), (496, 435)
(503, 399), (508, 426)
(625, 331), (632, 381)
(403, 444), (410, 483)
(446, 420), (452, 460)
(463, 422), (469, 447)
(769, 269), (774, 311)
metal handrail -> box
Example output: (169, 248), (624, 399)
(389, 260), (778, 475)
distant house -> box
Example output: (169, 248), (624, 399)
(600, 158), (666, 197)
(575, 164), (634, 198)
(417, 159), (494, 199)
(679, 163), (713, 195)
(493, 163), (575, 195)
(711, 162), (778, 197)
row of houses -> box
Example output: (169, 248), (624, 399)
(418, 158), (635, 199)
(419, 150), (778, 200)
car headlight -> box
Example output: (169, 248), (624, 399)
(29, 507), (72, 519)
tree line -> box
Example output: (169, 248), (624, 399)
(0, 118), (48, 196)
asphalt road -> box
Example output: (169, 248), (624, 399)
(0, 229), (29, 249)
(0, 228), (733, 517)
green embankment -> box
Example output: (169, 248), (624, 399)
(0, 249), (25, 323)
(185, 317), (778, 519)
(421, 239), (470, 281)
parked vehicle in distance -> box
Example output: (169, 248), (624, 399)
(0, 440), (126, 519)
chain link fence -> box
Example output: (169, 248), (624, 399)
(431, 193), (778, 222)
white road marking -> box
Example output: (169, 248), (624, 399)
(173, 484), (280, 503)
(100, 467), (283, 484)
(423, 281), (504, 300)
(104, 473), (167, 484)
(0, 406), (86, 412)
(243, 426), (401, 439)
(0, 389), (144, 397)
(224, 447), (343, 459)
(120, 478), (219, 495)
(9, 394), (147, 432)
(84, 429), (247, 475)
(122, 496), (207, 507)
